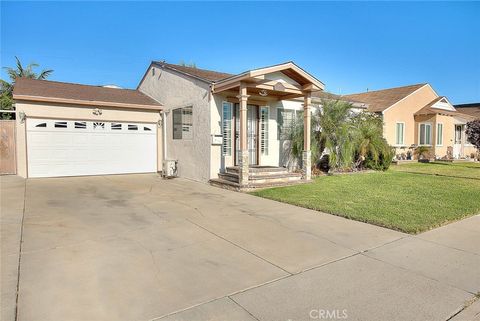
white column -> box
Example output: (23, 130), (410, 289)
(303, 92), (312, 180)
(237, 83), (250, 185)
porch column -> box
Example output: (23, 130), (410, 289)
(237, 83), (250, 186)
(302, 92), (312, 180)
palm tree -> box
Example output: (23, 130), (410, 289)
(1, 57), (53, 119)
(318, 99), (355, 170)
(352, 112), (390, 168)
(4, 56), (53, 84)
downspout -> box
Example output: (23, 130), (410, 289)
(161, 110), (168, 162)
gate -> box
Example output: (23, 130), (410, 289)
(0, 120), (16, 174)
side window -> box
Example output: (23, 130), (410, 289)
(173, 106), (193, 140)
(222, 102), (232, 156)
(111, 123), (122, 130)
(75, 122), (86, 129)
(277, 109), (295, 140)
(54, 121), (67, 128)
(260, 106), (269, 155)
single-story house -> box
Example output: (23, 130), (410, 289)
(15, 61), (349, 187)
(344, 84), (478, 160)
(454, 103), (480, 119)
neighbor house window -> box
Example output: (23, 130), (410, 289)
(260, 106), (269, 155)
(419, 123), (432, 145)
(436, 123), (443, 146)
(277, 109), (295, 140)
(222, 102), (232, 156)
(173, 106), (193, 140)
(395, 122), (405, 145)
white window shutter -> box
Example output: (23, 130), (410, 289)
(222, 102), (232, 156)
(260, 106), (269, 155)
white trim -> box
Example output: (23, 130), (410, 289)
(382, 84), (429, 114)
(418, 122), (433, 146)
(221, 101), (233, 156)
(394, 121), (405, 146)
(436, 122), (444, 146)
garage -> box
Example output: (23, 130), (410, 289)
(27, 119), (157, 178)
(13, 78), (164, 178)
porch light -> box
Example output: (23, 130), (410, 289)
(259, 89), (268, 97)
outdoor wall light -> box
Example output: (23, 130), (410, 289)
(18, 111), (26, 123)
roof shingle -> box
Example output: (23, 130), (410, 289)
(155, 62), (233, 82)
(344, 84), (427, 112)
(13, 78), (162, 109)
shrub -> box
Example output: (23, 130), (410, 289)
(363, 147), (395, 171)
(465, 120), (480, 149)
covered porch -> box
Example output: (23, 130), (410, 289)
(211, 62), (324, 188)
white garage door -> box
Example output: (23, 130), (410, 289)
(27, 119), (157, 178)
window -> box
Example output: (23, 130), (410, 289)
(111, 123), (122, 130)
(128, 124), (138, 131)
(436, 123), (443, 146)
(222, 102), (232, 156)
(93, 122), (105, 130)
(277, 109), (295, 140)
(419, 123), (432, 145)
(54, 121), (67, 128)
(35, 123), (47, 128)
(74, 122), (86, 129)
(395, 122), (405, 145)
(143, 126), (152, 131)
(455, 125), (462, 144)
(173, 106), (193, 140)
(260, 106), (269, 155)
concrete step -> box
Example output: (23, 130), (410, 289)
(218, 172), (239, 183)
(209, 177), (307, 192)
(226, 166), (290, 177)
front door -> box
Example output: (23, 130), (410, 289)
(235, 104), (258, 165)
(453, 124), (464, 158)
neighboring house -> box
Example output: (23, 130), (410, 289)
(345, 84), (478, 160)
(454, 103), (480, 119)
(14, 61), (348, 187)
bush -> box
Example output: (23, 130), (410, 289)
(363, 147), (395, 171)
(465, 120), (480, 149)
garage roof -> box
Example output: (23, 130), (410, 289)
(13, 78), (163, 110)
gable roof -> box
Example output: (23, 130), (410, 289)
(415, 97), (455, 116)
(454, 103), (480, 119)
(154, 62), (233, 82)
(344, 83), (427, 112)
(13, 78), (162, 110)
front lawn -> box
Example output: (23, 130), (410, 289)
(251, 162), (480, 234)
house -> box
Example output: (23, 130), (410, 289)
(13, 61), (341, 187)
(454, 103), (480, 119)
(344, 84), (478, 160)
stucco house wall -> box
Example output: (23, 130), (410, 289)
(138, 64), (212, 182)
(15, 101), (162, 178)
(383, 84), (438, 152)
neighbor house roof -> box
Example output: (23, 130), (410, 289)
(154, 62), (233, 82)
(13, 78), (163, 110)
(311, 91), (368, 108)
(454, 103), (480, 119)
(344, 83), (427, 112)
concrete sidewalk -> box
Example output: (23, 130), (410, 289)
(1, 174), (478, 321)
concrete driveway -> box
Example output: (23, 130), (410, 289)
(1, 174), (479, 321)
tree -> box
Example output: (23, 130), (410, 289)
(465, 120), (480, 149)
(1, 57), (53, 119)
(351, 112), (392, 169)
(318, 100), (355, 170)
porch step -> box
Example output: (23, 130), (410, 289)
(226, 166), (290, 177)
(209, 177), (307, 192)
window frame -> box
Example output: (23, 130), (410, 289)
(436, 122), (443, 146)
(172, 106), (193, 140)
(418, 122), (432, 146)
(221, 102), (233, 156)
(277, 108), (297, 140)
(395, 122), (405, 146)
(260, 106), (269, 155)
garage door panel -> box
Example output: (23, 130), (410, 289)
(27, 119), (157, 178)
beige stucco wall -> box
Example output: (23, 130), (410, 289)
(383, 85), (438, 155)
(139, 65), (212, 182)
(15, 100), (162, 178)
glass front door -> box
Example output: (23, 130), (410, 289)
(235, 104), (258, 165)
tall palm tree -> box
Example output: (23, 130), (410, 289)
(1, 57), (53, 119)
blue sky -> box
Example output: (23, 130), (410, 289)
(1, 1), (479, 104)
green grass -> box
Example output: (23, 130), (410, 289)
(251, 162), (480, 234)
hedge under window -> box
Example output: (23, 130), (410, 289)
(173, 106), (193, 140)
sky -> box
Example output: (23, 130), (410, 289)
(1, 1), (479, 104)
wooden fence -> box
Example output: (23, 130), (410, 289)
(0, 120), (16, 174)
